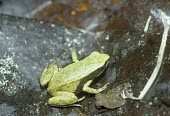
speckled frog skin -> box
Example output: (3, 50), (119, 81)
(40, 51), (109, 107)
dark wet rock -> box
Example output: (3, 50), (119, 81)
(1, 0), (170, 115)
(0, 14), (107, 115)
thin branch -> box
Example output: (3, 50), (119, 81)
(121, 9), (170, 100)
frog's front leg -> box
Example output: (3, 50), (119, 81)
(48, 91), (85, 107)
(83, 80), (108, 94)
(40, 63), (58, 86)
(71, 50), (79, 63)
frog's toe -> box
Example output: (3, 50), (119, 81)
(78, 96), (85, 102)
(103, 83), (109, 89)
(71, 50), (79, 62)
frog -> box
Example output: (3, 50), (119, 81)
(40, 50), (110, 107)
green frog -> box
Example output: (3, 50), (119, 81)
(40, 51), (109, 107)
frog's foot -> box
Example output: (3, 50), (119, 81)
(48, 91), (85, 107)
(83, 80), (108, 94)
(40, 63), (58, 86)
(71, 50), (79, 63)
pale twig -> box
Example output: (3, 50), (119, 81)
(121, 9), (170, 100)
(144, 16), (152, 33)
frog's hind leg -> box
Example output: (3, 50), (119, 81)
(40, 63), (58, 86)
(48, 91), (85, 107)
(71, 50), (79, 62)
(83, 80), (108, 94)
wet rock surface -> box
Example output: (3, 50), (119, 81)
(0, 15), (108, 115)
(0, 0), (170, 115)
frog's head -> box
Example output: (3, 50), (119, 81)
(90, 51), (110, 63)
(40, 63), (58, 86)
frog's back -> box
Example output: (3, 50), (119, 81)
(60, 52), (109, 83)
